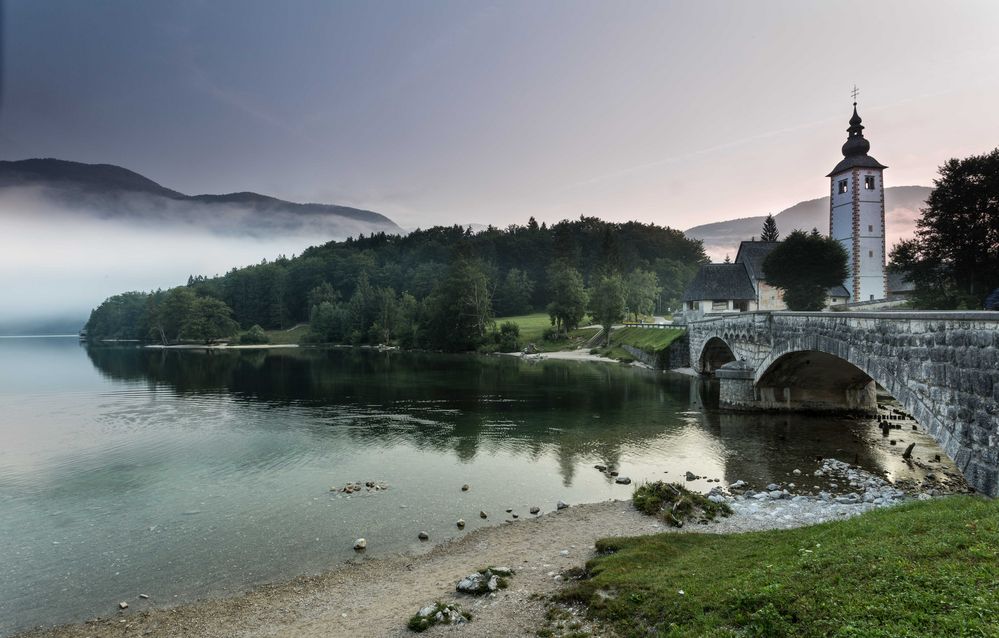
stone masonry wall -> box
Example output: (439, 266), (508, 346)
(689, 312), (999, 496)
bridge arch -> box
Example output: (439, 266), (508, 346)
(698, 336), (736, 374)
(753, 335), (952, 457)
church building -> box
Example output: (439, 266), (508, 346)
(681, 99), (887, 318)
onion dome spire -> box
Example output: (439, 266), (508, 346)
(841, 102), (871, 158)
(827, 99), (886, 176)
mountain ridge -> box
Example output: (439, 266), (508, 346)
(0, 158), (402, 234)
(684, 185), (932, 261)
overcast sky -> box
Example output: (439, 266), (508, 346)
(2, 0), (999, 230)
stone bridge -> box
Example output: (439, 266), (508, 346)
(688, 312), (999, 495)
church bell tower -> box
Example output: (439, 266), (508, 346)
(828, 97), (887, 302)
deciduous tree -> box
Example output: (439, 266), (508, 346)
(590, 274), (625, 346)
(546, 262), (588, 337)
(763, 230), (847, 311)
(890, 148), (999, 309)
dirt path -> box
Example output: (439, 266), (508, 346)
(22, 501), (663, 638)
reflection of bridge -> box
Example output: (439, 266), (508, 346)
(688, 312), (999, 496)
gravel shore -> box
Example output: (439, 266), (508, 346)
(17, 457), (963, 638)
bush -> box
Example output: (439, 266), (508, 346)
(238, 324), (270, 345)
(495, 321), (521, 352)
(542, 326), (565, 342)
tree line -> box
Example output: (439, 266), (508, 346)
(85, 216), (707, 350)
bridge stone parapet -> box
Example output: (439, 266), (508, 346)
(689, 311), (999, 496)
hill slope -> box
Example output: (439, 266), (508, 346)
(686, 185), (931, 261)
(0, 158), (402, 238)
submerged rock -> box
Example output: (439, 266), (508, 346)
(530, 506), (541, 515)
(614, 476), (632, 485)
(418, 531), (429, 541)
(556, 500), (569, 510)
(456, 519), (465, 529)
(353, 538), (367, 550)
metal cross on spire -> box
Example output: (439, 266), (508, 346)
(851, 85), (860, 104)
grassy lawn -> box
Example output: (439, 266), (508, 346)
(261, 324), (309, 345)
(592, 326), (685, 363)
(557, 496), (999, 637)
(496, 313), (600, 352)
(496, 313), (556, 343)
(609, 326), (685, 351)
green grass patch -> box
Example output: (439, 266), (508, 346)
(633, 481), (731, 527)
(496, 313), (599, 352)
(495, 313), (555, 343)
(558, 496), (999, 637)
(609, 326), (685, 351)
(261, 324), (309, 345)
(593, 326), (685, 363)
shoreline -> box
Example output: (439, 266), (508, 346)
(17, 457), (961, 638)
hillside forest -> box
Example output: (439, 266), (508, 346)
(85, 217), (707, 351)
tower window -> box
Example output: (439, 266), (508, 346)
(869, 250), (874, 258)
(838, 179), (848, 194)
(865, 176), (875, 190)
(868, 225), (873, 232)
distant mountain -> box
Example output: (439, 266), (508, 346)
(0, 158), (402, 237)
(685, 185), (932, 261)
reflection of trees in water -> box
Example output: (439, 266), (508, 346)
(85, 347), (700, 483)
(85, 347), (890, 488)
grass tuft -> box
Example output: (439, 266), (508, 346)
(633, 481), (731, 527)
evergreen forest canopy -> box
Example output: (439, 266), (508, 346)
(85, 217), (707, 351)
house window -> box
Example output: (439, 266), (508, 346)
(711, 301), (728, 312)
(734, 300), (749, 312)
(865, 176), (875, 190)
(838, 179), (848, 194)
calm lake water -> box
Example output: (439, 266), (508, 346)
(0, 337), (940, 635)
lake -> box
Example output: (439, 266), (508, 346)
(0, 337), (939, 636)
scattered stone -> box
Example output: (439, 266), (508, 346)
(418, 531), (429, 541)
(792, 468), (802, 476)
(408, 601), (470, 632)
(505, 508), (513, 513)
(556, 500), (569, 510)
(118, 602), (128, 610)
(455, 568), (513, 596)
(331, 480), (388, 494)
(594, 464), (607, 472)
(614, 476), (632, 485)
(353, 538), (367, 550)
(456, 519), (465, 529)
(559, 550), (569, 556)
(903, 442), (916, 460)
(530, 506), (541, 515)
(461, 484), (470, 492)
(684, 471), (699, 481)
(479, 511), (488, 519)
(138, 594), (149, 600)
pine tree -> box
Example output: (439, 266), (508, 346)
(761, 214), (780, 242)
